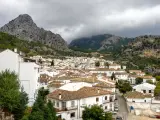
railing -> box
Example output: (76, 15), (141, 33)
(60, 106), (78, 111)
(103, 99), (114, 104)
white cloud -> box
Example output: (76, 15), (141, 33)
(0, 0), (160, 42)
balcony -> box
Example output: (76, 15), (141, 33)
(56, 106), (78, 112)
(103, 99), (114, 104)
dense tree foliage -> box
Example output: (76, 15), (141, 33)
(154, 81), (160, 99)
(0, 70), (28, 120)
(82, 105), (112, 120)
(51, 60), (54, 66)
(111, 73), (116, 80)
(28, 88), (57, 120)
(156, 76), (160, 81)
(117, 80), (132, 94)
(0, 32), (87, 57)
(135, 77), (143, 84)
(95, 61), (100, 67)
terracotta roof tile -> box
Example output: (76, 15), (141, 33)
(48, 87), (111, 101)
(93, 82), (115, 88)
(125, 91), (152, 99)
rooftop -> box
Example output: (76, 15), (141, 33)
(48, 87), (111, 101)
(93, 82), (115, 88)
(125, 91), (152, 99)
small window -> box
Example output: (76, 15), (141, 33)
(133, 89), (136, 91)
(110, 103), (112, 107)
(132, 101), (135, 103)
(144, 100), (146, 102)
(56, 101), (59, 107)
(96, 97), (99, 102)
(70, 112), (75, 118)
(149, 90), (152, 93)
(105, 106), (107, 109)
(71, 101), (75, 107)
(105, 96), (107, 100)
(143, 90), (146, 93)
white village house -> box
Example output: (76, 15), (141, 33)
(115, 72), (129, 80)
(133, 83), (156, 95)
(0, 49), (40, 106)
(109, 63), (121, 70)
(90, 68), (125, 77)
(47, 82), (114, 120)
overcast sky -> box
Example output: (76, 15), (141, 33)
(0, 0), (160, 42)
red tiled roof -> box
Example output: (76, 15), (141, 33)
(48, 87), (111, 101)
(93, 82), (115, 88)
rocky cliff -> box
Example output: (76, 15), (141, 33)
(0, 14), (68, 51)
(69, 34), (134, 52)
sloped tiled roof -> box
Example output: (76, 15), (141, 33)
(125, 91), (152, 99)
(48, 87), (111, 101)
(93, 82), (115, 88)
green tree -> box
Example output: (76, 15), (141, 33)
(111, 73), (116, 80)
(0, 70), (20, 112)
(0, 70), (28, 120)
(135, 77), (143, 84)
(105, 62), (109, 68)
(12, 88), (28, 120)
(51, 60), (54, 66)
(119, 81), (132, 94)
(146, 80), (153, 84)
(82, 105), (112, 120)
(95, 61), (100, 67)
(154, 81), (160, 97)
(156, 76), (160, 81)
(29, 88), (57, 120)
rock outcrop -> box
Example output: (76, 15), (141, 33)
(0, 14), (68, 51)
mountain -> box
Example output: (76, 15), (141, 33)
(114, 35), (160, 73)
(0, 14), (68, 51)
(0, 32), (87, 57)
(69, 34), (134, 52)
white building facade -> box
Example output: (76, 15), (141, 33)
(48, 84), (114, 120)
(0, 49), (40, 106)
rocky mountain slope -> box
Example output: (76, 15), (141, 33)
(69, 34), (134, 52)
(0, 32), (87, 57)
(0, 14), (68, 51)
(114, 35), (160, 72)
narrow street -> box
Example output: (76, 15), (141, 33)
(116, 94), (129, 120)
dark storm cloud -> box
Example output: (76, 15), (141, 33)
(0, 0), (160, 42)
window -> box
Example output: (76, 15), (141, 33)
(133, 89), (136, 91)
(143, 90), (146, 93)
(71, 101), (75, 107)
(52, 100), (55, 106)
(149, 90), (152, 93)
(144, 100), (146, 102)
(110, 103), (112, 107)
(70, 112), (75, 118)
(62, 102), (66, 108)
(105, 96), (108, 100)
(82, 99), (86, 105)
(105, 106), (108, 110)
(96, 97), (99, 102)
(56, 101), (59, 107)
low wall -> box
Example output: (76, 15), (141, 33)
(127, 102), (160, 112)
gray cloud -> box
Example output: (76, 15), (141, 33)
(0, 0), (160, 42)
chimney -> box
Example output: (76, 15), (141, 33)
(98, 89), (100, 94)
(14, 48), (17, 53)
(59, 93), (61, 99)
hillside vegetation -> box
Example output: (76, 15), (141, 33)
(0, 32), (86, 57)
(69, 34), (134, 53)
(114, 35), (160, 73)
